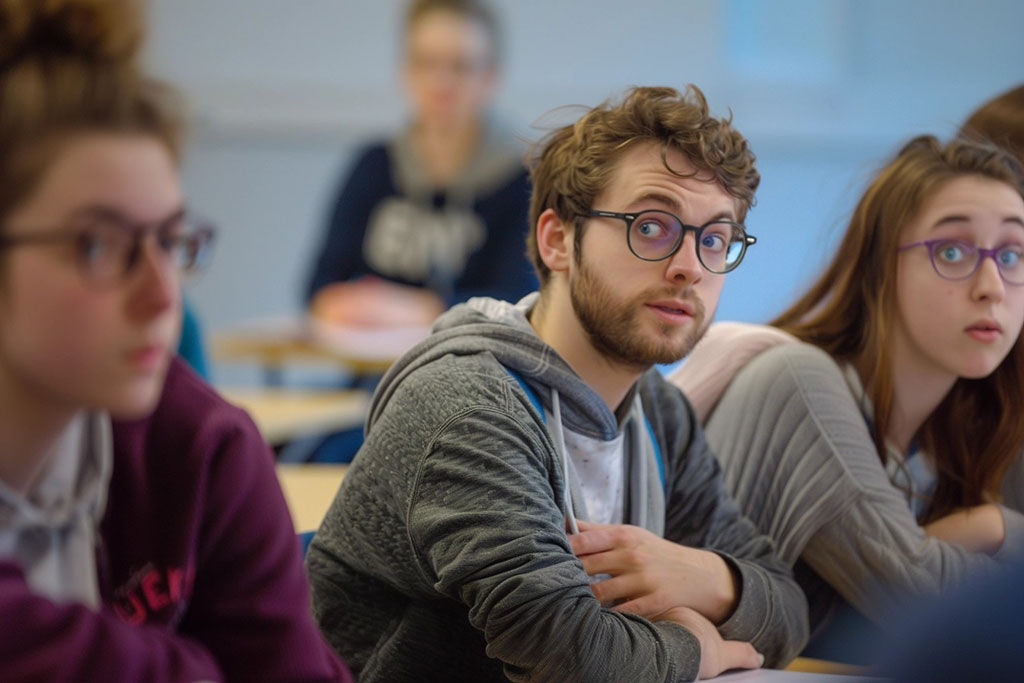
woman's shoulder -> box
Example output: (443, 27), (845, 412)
(111, 357), (263, 464)
(711, 336), (880, 493)
(741, 338), (847, 389)
(669, 321), (832, 422)
(719, 341), (862, 438)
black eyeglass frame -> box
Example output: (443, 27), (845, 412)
(0, 210), (217, 287)
(583, 209), (757, 273)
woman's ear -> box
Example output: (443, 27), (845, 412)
(535, 208), (573, 274)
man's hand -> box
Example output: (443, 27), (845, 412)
(568, 519), (740, 624)
(659, 606), (763, 679)
(924, 503), (1005, 555)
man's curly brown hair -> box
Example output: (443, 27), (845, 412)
(526, 85), (759, 286)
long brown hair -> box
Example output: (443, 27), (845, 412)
(960, 84), (1024, 165)
(772, 135), (1024, 521)
(0, 0), (183, 226)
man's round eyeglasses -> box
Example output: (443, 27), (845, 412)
(0, 209), (216, 287)
(583, 210), (756, 274)
(898, 239), (1024, 286)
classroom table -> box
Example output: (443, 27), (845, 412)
(783, 659), (869, 676)
(221, 387), (369, 446)
(275, 463), (348, 532)
(213, 316), (430, 385)
(717, 665), (879, 681)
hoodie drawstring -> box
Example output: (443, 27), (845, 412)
(547, 390), (580, 536)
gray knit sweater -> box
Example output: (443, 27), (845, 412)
(306, 296), (807, 682)
(695, 340), (1024, 636)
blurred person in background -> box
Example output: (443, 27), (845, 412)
(306, 0), (536, 329)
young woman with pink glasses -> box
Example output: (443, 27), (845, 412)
(672, 134), (1024, 661)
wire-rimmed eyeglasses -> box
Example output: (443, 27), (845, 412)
(0, 209), (216, 287)
(898, 239), (1024, 285)
(583, 210), (756, 273)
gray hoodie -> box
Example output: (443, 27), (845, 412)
(307, 296), (808, 682)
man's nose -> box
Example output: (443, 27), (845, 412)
(664, 232), (704, 285)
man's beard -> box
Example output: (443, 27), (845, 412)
(570, 255), (707, 371)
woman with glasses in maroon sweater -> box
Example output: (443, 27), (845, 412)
(0, 1), (349, 680)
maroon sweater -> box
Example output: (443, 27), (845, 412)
(0, 358), (352, 682)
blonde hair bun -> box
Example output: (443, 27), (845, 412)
(0, 0), (143, 67)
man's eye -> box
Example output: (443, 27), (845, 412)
(636, 221), (666, 238)
(700, 233), (726, 252)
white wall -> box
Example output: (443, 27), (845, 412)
(144, 0), (1024, 377)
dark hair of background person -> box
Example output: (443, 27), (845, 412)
(404, 0), (500, 66)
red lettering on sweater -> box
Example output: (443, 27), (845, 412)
(112, 563), (187, 626)
(114, 591), (147, 626)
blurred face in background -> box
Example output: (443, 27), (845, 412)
(0, 133), (183, 420)
(403, 9), (497, 130)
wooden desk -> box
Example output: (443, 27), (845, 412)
(221, 387), (369, 446)
(214, 317), (430, 383)
(276, 464), (348, 531)
(784, 658), (867, 676)
(717, 659), (877, 680)
(715, 669), (876, 681)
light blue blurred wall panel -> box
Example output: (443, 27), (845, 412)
(147, 0), (1024, 343)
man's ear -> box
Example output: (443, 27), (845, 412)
(535, 208), (574, 274)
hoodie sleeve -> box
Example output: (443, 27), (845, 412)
(641, 372), (809, 667)
(0, 561), (223, 682)
(407, 402), (706, 683)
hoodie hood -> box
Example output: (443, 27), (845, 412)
(367, 293), (626, 441)
(390, 117), (525, 205)
(367, 294), (666, 537)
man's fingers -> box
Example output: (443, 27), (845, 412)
(610, 595), (668, 619)
(569, 522), (651, 557)
(588, 573), (640, 604)
(716, 640), (762, 674)
(577, 548), (629, 575)
(568, 528), (618, 556)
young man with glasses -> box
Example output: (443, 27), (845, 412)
(308, 85), (808, 682)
